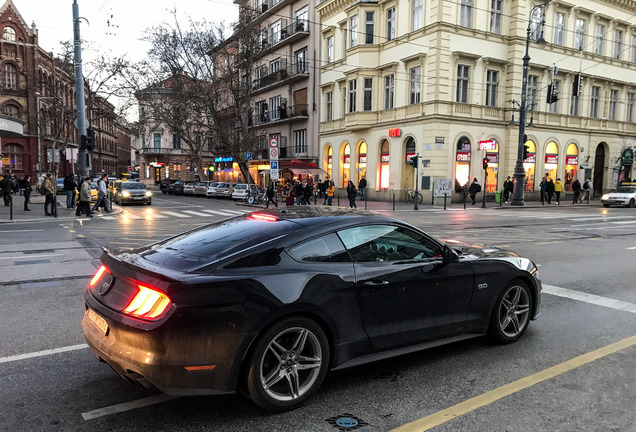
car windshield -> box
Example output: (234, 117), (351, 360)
(122, 183), (146, 190)
(615, 187), (636, 193)
(196, 182), (207, 186)
(139, 217), (300, 271)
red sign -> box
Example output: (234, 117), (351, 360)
(478, 139), (497, 150)
(524, 154), (536, 163)
(327, 156), (333, 165)
(388, 128), (401, 137)
(566, 156), (578, 165)
(359, 154), (367, 163)
(269, 137), (279, 148)
(405, 152), (415, 162)
(381, 153), (390, 163)
(456, 152), (470, 162)
(545, 155), (558, 164)
(486, 154), (499, 164)
(343, 155), (351, 164)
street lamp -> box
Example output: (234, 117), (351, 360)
(35, 92), (54, 180)
(511, 3), (547, 206)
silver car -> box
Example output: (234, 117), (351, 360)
(601, 186), (636, 208)
(183, 182), (197, 195)
(205, 182), (221, 198)
(209, 182), (235, 198)
(194, 181), (213, 197)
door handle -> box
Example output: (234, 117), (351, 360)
(364, 280), (389, 286)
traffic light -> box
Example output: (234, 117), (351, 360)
(482, 157), (489, 170)
(523, 145), (530, 160)
(546, 83), (559, 104)
(409, 155), (419, 168)
(86, 128), (95, 151)
(572, 73), (582, 97)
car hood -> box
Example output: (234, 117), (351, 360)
(444, 239), (519, 259)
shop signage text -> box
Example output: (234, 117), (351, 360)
(622, 148), (634, 166)
(456, 152), (470, 162)
(565, 156), (578, 165)
(215, 157), (233, 163)
(524, 154), (536, 163)
(343, 155), (351, 164)
(486, 154), (499, 164)
(381, 153), (390, 163)
(478, 139), (497, 151)
(405, 152), (415, 162)
(388, 128), (401, 137)
(359, 155), (367, 163)
(545, 155), (558, 164)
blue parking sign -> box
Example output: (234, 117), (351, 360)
(270, 161), (278, 170)
(245, 152), (252, 160)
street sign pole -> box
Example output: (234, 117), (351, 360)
(73, 0), (89, 179)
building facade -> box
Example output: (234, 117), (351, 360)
(317, 0), (636, 201)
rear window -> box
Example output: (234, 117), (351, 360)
(218, 183), (229, 188)
(235, 184), (247, 189)
(138, 217), (299, 271)
(196, 182), (206, 186)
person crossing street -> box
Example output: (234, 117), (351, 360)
(91, 174), (112, 213)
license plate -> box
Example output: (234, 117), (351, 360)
(87, 309), (109, 335)
(134, 196), (144, 200)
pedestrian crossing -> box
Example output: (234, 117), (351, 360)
(95, 207), (254, 222)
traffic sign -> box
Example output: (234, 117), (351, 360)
(189, 166), (195, 172)
(245, 152), (252, 160)
(270, 161), (278, 170)
(269, 148), (278, 159)
(269, 137), (279, 148)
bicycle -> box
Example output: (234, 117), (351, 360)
(404, 188), (423, 204)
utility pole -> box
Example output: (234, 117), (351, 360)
(73, 0), (89, 178)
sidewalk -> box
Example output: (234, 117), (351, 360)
(0, 193), (122, 224)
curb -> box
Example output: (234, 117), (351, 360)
(0, 206), (124, 224)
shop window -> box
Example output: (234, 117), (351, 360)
(326, 145), (333, 180)
(564, 143), (578, 191)
(3, 143), (23, 170)
(379, 139), (390, 189)
(484, 140), (499, 193)
(523, 140), (536, 191)
(4, 104), (19, 118)
(455, 136), (471, 191)
(544, 141), (559, 181)
(357, 141), (367, 182)
(342, 143), (351, 187)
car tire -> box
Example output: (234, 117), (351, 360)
(245, 317), (330, 412)
(162, 190), (167, 194)
(628, 199), (635, 208)
(603, 204), (610, 208)
(488, 279), (532, 344)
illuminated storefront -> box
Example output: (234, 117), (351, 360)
(342, 143), (351, 187)
(455, 136), (471, 191)
(564, 143), (578, 190)
(523, 139), (536, 191)
(379, 139), (390, 190)
(544, 141), (559, 180)
(327, 146), (333, 180)
(358, 141), (367, 181)
(480, 139), (499, 193)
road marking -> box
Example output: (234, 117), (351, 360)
(149, 214), (168, 218)
(200, 209), (235, 216)
(392, 335), (636, 432)
(100, 216), (116, 220)
(0, 253), (63, 260)
(69, 230), (76, 233)
(611, 220), (636, 225)
(567, 216), (628, 222)
(543, 284), (636, 313)
(222, 209), (248, 215)
(160, 211), (191, 218)
(535, 241), (562, 245)
(0, 229), (44, 233)
(0, 343), (88, 364)
(81, 394), (179, 420)
(122, 213), (143, 220)
(627, 247), (636, 250)
(182, 210), (214, 217)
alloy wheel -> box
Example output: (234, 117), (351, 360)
(498, 285), (530, 338)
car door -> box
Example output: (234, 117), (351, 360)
(337, 224), (475, 350)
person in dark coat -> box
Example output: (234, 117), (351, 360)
(468, 178), (481, 205)
(358, 176), (367, 200)
(294, 181), (304, 205)
(546, 178), (555, 204)
(503, 176), (514, 203)
(1, 174), (11, 206)
(571, 178), (581, 204)
(346, 180), (357, 208)
(303, 182), (313, 205)
(22, 175), (32, 211)
(265, 183), (277, 208)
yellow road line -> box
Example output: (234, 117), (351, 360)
(535, 241), (562, 245)
(68, 230), (76, 233)
(392, 335), (636, 432)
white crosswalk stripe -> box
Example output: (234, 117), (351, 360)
(100, 216), (116, 220)
(182, 210), (215, 217)
(160, 211), (191, 218)
(122, 213), (143, 219)
(222, 209), (249, 215)
(150, 214), (168, 219)
(201, 209), (237, 216)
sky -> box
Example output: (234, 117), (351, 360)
(12, 0), (238, 62)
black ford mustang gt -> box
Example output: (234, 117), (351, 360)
(82, 207), (541, 411)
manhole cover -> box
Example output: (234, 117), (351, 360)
(326, 414), (368, 430)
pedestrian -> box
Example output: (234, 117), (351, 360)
(540, 177), (547, 205)
(22, 175), (32, 211)
(327, 180), (335, 206)
(303, 181), (313, 205)
(546, 178), (555, 204)
(265, 183), (277, 208)
(294, 181), (304, 205)
(321, 178), (329, 205)
(43, 173), (56, 216)
(358, 176), (367, 200)
(503, 176), (513, 203)
(76, 178), (93, 218)
(316, 179), (323, 199)
(554, 178), (564, 205)
(0, 174), (10, 206)
(572, 178), (581, 204)
(581, 179), (591, 203)
(346, 180), (357, 208)
(92, 174), (112, 213)
(468, 177), (481, 205)
(63, 173), (75, 209)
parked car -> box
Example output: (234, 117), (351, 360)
(205, 182), (221, 197)
(601, 186), (636, 207)
(56, 178), (65, 193)
(167, 180), (186, 195)
(183, 182), (197, 196)
(160, 179), (178, 194)
(231, 183), (257, 200)
(209, 182), (235, 198)
(82, 207), (541, 411)
(194, 181), (214, 196)
(113, 181), (152, 205)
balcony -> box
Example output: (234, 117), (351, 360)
(252, 61), (309, 95)
(252, 104), (309, 127)
(260, 19), (310, 56)
(257, 136), (287, 159)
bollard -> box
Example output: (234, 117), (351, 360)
(364, 192), (367, 210)
(443, 193), (447, 210)
(314, 192), (317, 205)
(464, 189), (467, 210)
(500, 192), (503, 207)
(392, 192), (395, 211)
(9, 194), (13, 220)
(337, 194), (340, 207)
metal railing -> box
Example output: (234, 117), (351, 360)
(252, 104), (309, 126)
(252, 61), (309, 92)
(262, 19), (310, 49)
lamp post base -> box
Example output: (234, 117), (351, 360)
(510, 160), (526, 206)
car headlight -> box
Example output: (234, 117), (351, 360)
(145, 191), (152, 197)
(601, 194), (609, 200)
(122, 191), (131, 197)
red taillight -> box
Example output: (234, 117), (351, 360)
(250, 213), (278, 221)
(89, 265), (108, 287)
(123, 284), (172, 320)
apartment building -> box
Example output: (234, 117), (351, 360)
(317, 0), (636, 201)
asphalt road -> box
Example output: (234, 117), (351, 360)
(1, 193), (634, 432)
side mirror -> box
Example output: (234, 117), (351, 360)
(442, 245), (459, 263)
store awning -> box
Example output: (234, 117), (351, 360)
(282, 167), (327, 176)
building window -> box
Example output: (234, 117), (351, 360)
(554, 12), (564, 45)
(365, 12), (374, 44)
(293, 129), (307, 155)
(207, 137), (213, 152)
(614, 30), (622, 59)
(530, 7), (543, 41)
(295, 49), (307, 73)
(595, 24), (604, 55)
(384, 75), (394, 110)
(456, 65), (469, 103)
(575, 19), (585, 50)
(632, 35), (636, 63)
(269, 95), (281, 120)
(348, 80), (357, 113)
(294, 6), (308, 30)
(386, 7), (396, 41)
(570, 89), (580, 116)
(141, 134), (146, 148)
(327, 36), (333, 63)
(490, 0), (502, 34)
(460, 0), (472, 28)
(3, 26), (15, 42)
(485, 70), (498, 107)
(4, 104), (18, 118)
(409, 67), (421, 105)
(363, 78), (373, 111)
(549, 80), (560, 113)
(269, 20), (281, 45)
(627, 92), (635, 122)
(590, 86), (600, 118)
(153, 132), (161, 148)
(4, 63), (17, 89)
(172, 133), (181, 149)
(350, 15), (358, 48)
(270, 58), (281, 74)
(609, 89), (618, 120)
(3, 143), (22, 170)
(413, 0), (423, 32)
(342, 86), (346, 117)
(528, 75), (538, 110)
(326, 91), (333, 121)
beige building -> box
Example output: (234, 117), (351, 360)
(317, 0), (636, 201)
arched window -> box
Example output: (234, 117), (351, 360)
(4, 104), (19, 118)
(565, 143), (579, 190)
(455, 136), (471, 191)
(357, 141), (367, 181)
(325, 145), (333, 180)
(523, 139), (536, 191)
(342, 142), (351, 187)
(545, 141), (559, 180)
(3, 143), (23, 170)
(379, 139), (390, 189)
(4, 63), (17, 89)
(3, 27), (16, 42)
